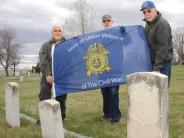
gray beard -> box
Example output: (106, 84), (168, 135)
(54, 36), (62, 41)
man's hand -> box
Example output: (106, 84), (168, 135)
(46, 75), (53, 85)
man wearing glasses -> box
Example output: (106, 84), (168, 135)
(140, 1), (173, 86)
(38, 26), (67, 124)
(100, 15), (121, 124)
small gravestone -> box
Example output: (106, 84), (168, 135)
(15, 71), (20, 77)
(127, 72), (168, 138)
(19, 75), (24, 81)
(27, 72), (30, 76)
(5, 82), (20, 127)
(39, 99), (64, 138)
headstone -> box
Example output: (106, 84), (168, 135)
(127, 72), (168, 138)
(15, 71), (20, 77)
(19, 75), (24, 81)
(39, 99), (64, 138)
(5, 82), (20, 127)
(27, 71), (30, 76)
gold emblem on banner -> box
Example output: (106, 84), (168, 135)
(84, 43), (111, 76)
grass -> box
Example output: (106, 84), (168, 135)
(0, 109), (41, 138)
(0, 65), (184, 138)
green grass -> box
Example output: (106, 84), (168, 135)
(168, 65), (184, 138)
(0, 109), (41, 138)
(0, 65), (184, 138)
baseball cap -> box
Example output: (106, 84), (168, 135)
(140, 1), (156, 11)
(102, 14), (112, 21)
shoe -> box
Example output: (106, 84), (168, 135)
(111, 117), (120, 124)
(100, 116), (111, 121)
(111, 112), (121, 124)
(62, 114), (66, 121)
(62, 116), (66, 121)
(36, 119), (40, 125)
(111, 119), (120, 124)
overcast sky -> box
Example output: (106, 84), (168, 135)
(0, 0), (184, 55)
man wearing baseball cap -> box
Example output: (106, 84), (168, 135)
(102, 14), (113, 28)
(140, 1), (173, 86)
(100, 14), (121, 124)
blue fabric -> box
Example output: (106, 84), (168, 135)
(53, 25), (152, 96)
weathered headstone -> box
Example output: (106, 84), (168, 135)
(39, 99), (64, 138)
(127, 72), (168, 138)
(15, 71), (20, 77)
(27, 71), (31, 76)
(19, 75), (24, 81)
(5, 82), (20, 127)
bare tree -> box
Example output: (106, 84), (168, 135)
(0, 28), (21, 77)
(63, 0), (96, 38)
(9, 44), (21, 76)
(172, 28), (184, 64)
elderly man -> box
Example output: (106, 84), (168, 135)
(100, 14), (121, 124)
(140, 1), (173, 86)
(39, 25), (67, 122)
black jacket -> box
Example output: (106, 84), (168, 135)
(144, 12), (173, 71)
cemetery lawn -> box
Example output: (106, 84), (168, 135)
(0, 65), (184, 138)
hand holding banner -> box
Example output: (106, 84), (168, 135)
(53, 25), (152, 96)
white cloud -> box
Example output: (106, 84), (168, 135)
(156, 0), (184, 14)
(19, 42), (42, 55)
(0, 0), (70, 31)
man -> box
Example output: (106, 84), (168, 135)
(101, 14), (121, 123)
(140, 1), (173, 86)
(39, 25), (67, 121)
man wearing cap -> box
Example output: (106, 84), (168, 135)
(140, 1), (173, 86)
(100, 14), (121, 123)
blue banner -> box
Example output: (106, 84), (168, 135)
(53, 25), (152, 96)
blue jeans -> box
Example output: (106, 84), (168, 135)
(160, 61), (172, 87)
(101, 86), (121, 121)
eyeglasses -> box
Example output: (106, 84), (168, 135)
(53, 30), (62, 32)
(103, 20), (111, 23)
(143, 9), (152, 14)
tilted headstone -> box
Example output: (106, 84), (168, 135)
(127, 72), (168, 138)
(5, 82), (20, 127)
(39, 99), (64, 138)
